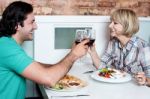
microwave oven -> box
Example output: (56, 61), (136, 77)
(34, 16), (110, 64)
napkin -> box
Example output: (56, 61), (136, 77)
(51, 96), (90, 99)
(45, 86), (91, 99)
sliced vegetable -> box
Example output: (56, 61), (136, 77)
(53, 83), (63, 90)
(98, 68), (115, 78)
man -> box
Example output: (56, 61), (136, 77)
(0, 1), (89, 99)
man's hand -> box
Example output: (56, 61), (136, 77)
(71, 39), (89, 60)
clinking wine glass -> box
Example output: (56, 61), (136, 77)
(84, 29), (96, 64)
(75, 29), (95, 64)
(75, 29), (88, 64)
(75, 29), (89, 44)
(75, 29), (95, 46)
(86, 28), (96, 47)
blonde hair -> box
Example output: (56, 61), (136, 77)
(110, 9), (139, 37)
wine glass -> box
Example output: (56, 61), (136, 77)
(75, 29), (89, 64)
(75, 29), (95, 64)
(86, 28), (96, 47)
(75, 29), (90, 43)
(83, 29), (96, 64)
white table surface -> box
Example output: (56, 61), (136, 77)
(40, 60), (150, 99)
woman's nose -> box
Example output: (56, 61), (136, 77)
(109, 22), (113, 28)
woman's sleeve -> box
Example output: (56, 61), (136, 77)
(140, 46), (150, 77)
(99, 40), (115, 68)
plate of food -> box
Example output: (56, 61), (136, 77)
(45, 75), (88, 91)
(91, 68), (132, 83)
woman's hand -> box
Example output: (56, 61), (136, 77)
(135, 72), (147, 85)
(88, 43), (96, 55)
(88, 43), (100, 69)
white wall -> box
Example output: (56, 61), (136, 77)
(23, 17), (150, 60)
(137, 20), (150, 43)
(22, 41), (36, 97)
(22, 41), (33, 58)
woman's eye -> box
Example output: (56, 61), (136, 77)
(114, 22), (118, 24)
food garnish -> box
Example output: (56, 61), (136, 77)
(98, 68), (125, 79)
(52, 75), (86, 90)
(98, 68), (115, 78)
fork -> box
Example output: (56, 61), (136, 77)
(83, 70), (94, 74)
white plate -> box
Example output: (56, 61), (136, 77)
(45, 85), (87, 92)
(91, 70), (132, 83)
(45, 81), (88, 92)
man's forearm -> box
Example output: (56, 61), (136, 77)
(46, 52), (78, 86)
(57, 52), (77, 72)
(22, 52), (77, 87)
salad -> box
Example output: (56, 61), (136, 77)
(98, 68), (125, 79)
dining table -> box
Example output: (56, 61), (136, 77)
(38, 58), (150, 99)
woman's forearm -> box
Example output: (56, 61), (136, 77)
(90, 51), (100, 69)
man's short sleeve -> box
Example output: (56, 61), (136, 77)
(1, 45), (33, 74)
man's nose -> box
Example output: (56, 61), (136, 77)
(34, 23), (38, 29)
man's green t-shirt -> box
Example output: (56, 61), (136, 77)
(0, 37), (33, 99)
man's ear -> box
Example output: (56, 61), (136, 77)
(15, 23), (21, 31)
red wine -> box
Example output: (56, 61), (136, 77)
(75, 39), (95, 46)
(75, 39), (86, 45)
(75, 40), (81, 44)
(87, 39), (95, 46)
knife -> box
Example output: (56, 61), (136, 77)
(52, 94), (90, 97)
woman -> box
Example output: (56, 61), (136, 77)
(89, 9), (150, 86)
